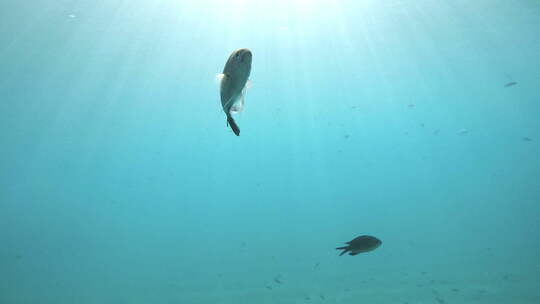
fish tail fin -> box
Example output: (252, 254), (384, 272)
(227, 114), (240, 136)
(336, 246), (348, 256)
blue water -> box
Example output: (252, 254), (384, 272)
(1, 1), (539, 303)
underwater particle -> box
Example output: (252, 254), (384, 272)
(336, 235), (382, 256)
(457, 128), (468, 135)
(504, 81), (517, 87)
(343, 134), (350, 139)
(522, 137), (532, 141)
(68, 14), (76, 18)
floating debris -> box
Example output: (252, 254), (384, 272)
(457, 129), (469, 135)
(504, 81), (517, 87)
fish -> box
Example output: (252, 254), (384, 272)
(218, 48), (252, 136)
(336, 235), (382, 256)
(504, 81), (517, 87)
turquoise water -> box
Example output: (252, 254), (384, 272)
(1, 1), (539, 303)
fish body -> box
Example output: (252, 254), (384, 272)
(336, 235), (382, 256)
(504, 81), (517, 87)
(219, 48), (252, 136)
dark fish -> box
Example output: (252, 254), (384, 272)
(336, 235), (382, 256)
(522, 137), (532, 141)
(504, 81), (517, 87)
(219, 48), (252, 136)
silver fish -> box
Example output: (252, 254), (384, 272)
(218, 48), (252, 136)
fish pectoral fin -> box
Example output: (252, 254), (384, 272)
(348, 252), (360, 256)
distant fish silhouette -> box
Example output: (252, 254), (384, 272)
(336, 235), (382, 256)
(457, 129), (469, 135)
(504, 81), (517, 87)
(522, 137), (532, 142)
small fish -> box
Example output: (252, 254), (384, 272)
(218, 48), (252, 136)
(457, 129), (468, 135)
(336, 235), (382, 256)
(435, 297), (446, 304)
(433, 129), (440, 135)
(408, 104), (415, 109)
(273, 275), (282, 284)
(504, 81), (517, 87)
(522, 137), (532, 141)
